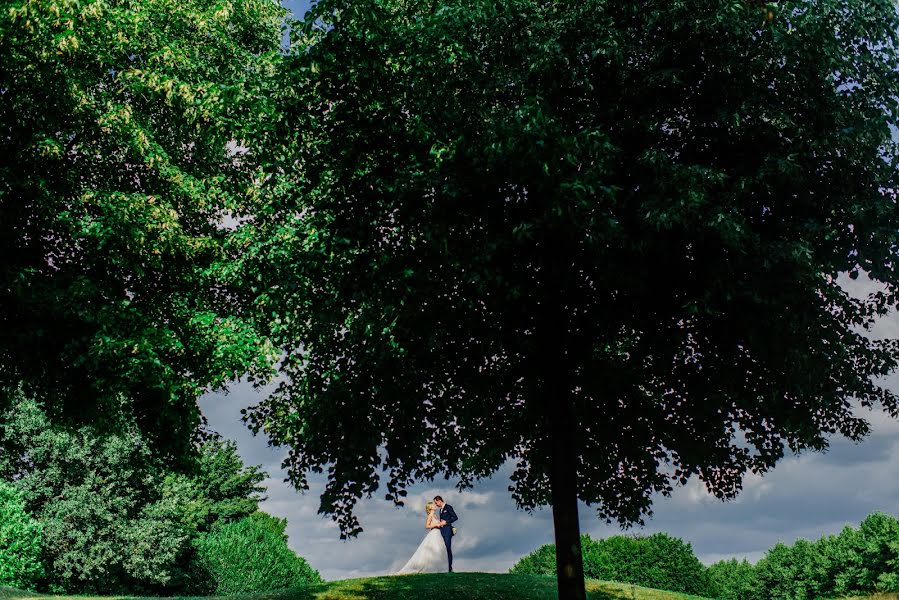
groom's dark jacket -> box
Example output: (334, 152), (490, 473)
(439, 504), (458, 529)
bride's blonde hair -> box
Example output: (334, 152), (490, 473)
(425, 501), (435, 515)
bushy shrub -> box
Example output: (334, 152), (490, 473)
(511, 532), (712, 596)
(0, 481), (43, 590)
(32, 437), (192, 594)
(595, 533), (711, 596)
(706, 558), (759, 600)
(0, 395), (268, 595)
(192, 512), (322, 594)
(510, 535), (575, 576)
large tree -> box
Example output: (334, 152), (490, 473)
(0, 0), (282, 458)
(242, 1), (899, 597)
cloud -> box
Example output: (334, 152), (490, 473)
(200, 295), (899, 580)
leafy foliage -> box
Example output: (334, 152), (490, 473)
(158, 436), (268, 536)
(511, 534), (712, 596)
(705, 558), (758, 600)
(244, 2), (899, 595)
(0, 394), (175, 594)
(751, 512), (899, 599)
(0, 392), (268, 595)
(244, 0), (899, 545)
(510, 537), (564, 577)
(192, 512), (323, 595)
(0, 481), (42, 590)
(512, 513), (899, 600)
(0, 0), (281, 460)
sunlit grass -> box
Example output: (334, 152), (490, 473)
(5, 575), (893, 600)
(1, 574), (711, 600)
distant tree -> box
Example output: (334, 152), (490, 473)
(594, 533), (711, 596)
(242, 1), (899, 598)
(192, 512), (323, 595)
(0, 0), (281, 459)
(0, 481), (42, 590)
(756, 539), (830, 600)
(832, 512), (899, 595)
(706, 558), (760, 600)
(753, 512), (899, 599)
(510, 538), (569, 577)
(512, 533), (712, 596)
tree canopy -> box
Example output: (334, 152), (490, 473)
(243, 0), (899, 597)
(0, 0), (282, 458)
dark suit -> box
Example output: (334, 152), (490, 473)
(438, 503), (458, 572)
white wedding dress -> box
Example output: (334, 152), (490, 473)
(396, 521), (448, 574)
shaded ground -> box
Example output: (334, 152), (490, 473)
(4, 575), (894, 600)
(2, 574), (709, 600)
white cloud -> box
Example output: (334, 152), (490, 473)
(199, 304), (899, 580)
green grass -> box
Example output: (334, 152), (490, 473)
(2, 574), (711, 600)
(4, 577), (896, 600)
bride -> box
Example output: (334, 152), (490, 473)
(396, 501), (448, 574)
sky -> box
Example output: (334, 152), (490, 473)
(282, 0), (312, 20)
(199, 0), (899, 582)
(199, 273), (899, 581)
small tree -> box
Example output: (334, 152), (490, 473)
(706, 558), (759, 600)
(0, 481), (42, 590)
(243, 1), (899, 598)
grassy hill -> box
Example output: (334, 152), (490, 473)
(2, 575), (895, 600)
(2, 574), (710, 600)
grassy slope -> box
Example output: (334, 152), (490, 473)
(2, 574), (710, 600)
(275, 574), (712, 600)
(3, 576), (894, 600)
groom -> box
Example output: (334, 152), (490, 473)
(433, 495), (458, 572)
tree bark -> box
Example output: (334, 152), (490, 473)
(548, 391), (587, 600)
(539, 219), (586, 600)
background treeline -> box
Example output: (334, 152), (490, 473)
(711, 512), (899, 600)
(511, 512), (899, 599)
(0, 388), (321, 595)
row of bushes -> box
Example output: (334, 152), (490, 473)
(511, 511), (899, 599)
(0, 393), (322, 595)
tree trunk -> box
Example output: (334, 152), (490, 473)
(539, 221), (586, 600)
(548, 392), (587, 600)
